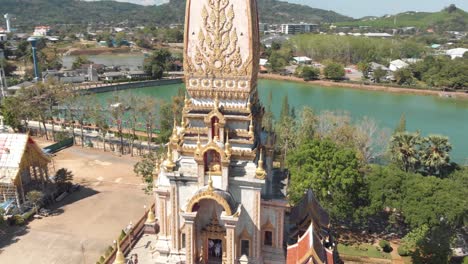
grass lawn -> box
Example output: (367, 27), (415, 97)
(338, 243), (392, 259)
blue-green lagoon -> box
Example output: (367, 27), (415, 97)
(94, 79), (468, 163)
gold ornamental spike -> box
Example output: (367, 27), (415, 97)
(146, 207), (156, 224)
(113, 240), (125, 264)
(208, 171), (214, 191)
(255, 149), (266, 180)
(248, 118), (254, 137)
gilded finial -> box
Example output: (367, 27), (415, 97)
(255, 149), (266, 180)
(208, 171), (214, 191)
(184, 93), (191, 106)
(214, 93), (219, 109)
(247, 97), (251, 109)
(113, 240), (125, 264)
(224, 129), (232, 157)
(171, 118), (179, 143)
(164, 144), (175, 172)
(180, 118), (186, 134)
(195, 128), (202, 156)
(146, 206), (156, 224)
(248, 118), (254, 137)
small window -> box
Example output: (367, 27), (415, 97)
(181, 233), (186, 248)
(264, 231), (273, 246)
(241, 240), (250, 256)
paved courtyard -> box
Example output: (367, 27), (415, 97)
(0, 143), (153, 264)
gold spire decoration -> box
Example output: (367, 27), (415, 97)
(146, 206), (156, 224)
(113, 240), (125, 264)
(184, 93), (191, 107)
(248, 118), (254, 137)
(180, 118), (186, 135)
(195, 128), (202, 156)
(255, 149), (266, 180)
(246, 97), (251, 110)
(214, 93), (219, 109)
(164, 144), (175, 172)
(171, 118), (179, 143)
(208, 171), (214, 191)
(224, 129), (232, 157)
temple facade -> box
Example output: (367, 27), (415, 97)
(150, 0), (336, 263)
(152, 0), (288, 262)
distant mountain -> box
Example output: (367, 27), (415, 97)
(337, 6), (468, 31)
(0, 0), (352, 29)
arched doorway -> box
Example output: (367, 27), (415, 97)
(192, 200), (227, 264)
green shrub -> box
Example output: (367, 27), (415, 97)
(463, 256), (468, 264)
(397, 244), (411, 256)
(99, 255), (105, 263)
(379, 240), (392, 253)
(119, 229), (127, 241)
(14, 215), (25, 226)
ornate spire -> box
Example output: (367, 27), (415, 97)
(180, 118), (186, 135)
(146, 206), (156, 224)
(255, 149), (266, 180)
(184, 93), (191, 107)
(248, 118), (254, 137)
(208, 171), (214, 191)
(113, 240), (125, 264)
(171, 118), (179, 143)
(195, 128), (202, 156)
(224, 129), (232, 157)
(214, 93), (219, 109)
(164, 144), (175, 172)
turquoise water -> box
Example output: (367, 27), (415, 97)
(93, 79), (468, 163)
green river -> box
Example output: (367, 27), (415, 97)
(94, 79), (468, 163)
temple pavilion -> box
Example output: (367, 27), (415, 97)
(0, 134), (51, 210)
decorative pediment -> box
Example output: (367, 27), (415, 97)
(194, 139), (231, 163)
(204, 106), (226, 126)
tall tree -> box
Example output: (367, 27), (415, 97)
(394, 113), (407, 134)
(287, 139), (368, 221)
(389, 132), (423, 172)
(420, 135), (452, 177)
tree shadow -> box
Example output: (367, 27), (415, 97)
(0, 183), (99, 250)
(46, 183), (99, 213)
(0, 224), (30, 251)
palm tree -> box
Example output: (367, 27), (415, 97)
(389, 132), (422, 172)
(421, 135), (452, 177)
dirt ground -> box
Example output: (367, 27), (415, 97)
(0, 142), (153, 264)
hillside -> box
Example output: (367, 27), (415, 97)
(0, 0), (352, 29)
(337, 6), (468, 31)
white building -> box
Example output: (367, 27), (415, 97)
(364, 33), (393, 38)
(389, 59), (409, 72)
(293, 56), (312, 64)
(446, 48), (468, 59)
(0, 34), (7, 42)
(33, 26), (51, 37)
(281, 23), (318, 35)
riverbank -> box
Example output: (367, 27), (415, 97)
(259, 73), (468, 100)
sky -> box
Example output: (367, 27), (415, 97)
(86, 0), (468, 18)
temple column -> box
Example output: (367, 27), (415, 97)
(170, 184), (180, 250)
(182, 212), (197, 264)
(155, 189), (170, 236)
(221, 214), (239, 264)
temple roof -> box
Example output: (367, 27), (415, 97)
(0, 134), (50, 184)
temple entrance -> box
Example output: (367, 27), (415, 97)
(201, 210), (226, 263)
(207, 239), (222, 263)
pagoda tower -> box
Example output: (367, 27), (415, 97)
(152, 0), (288, 263)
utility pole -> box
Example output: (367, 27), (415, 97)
(0, 65), (7, 98)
